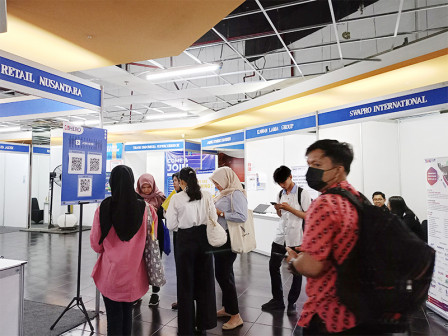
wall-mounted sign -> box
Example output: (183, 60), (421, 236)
(32, 146), (50, 155)
(201, 131), (245, 148)
(125, 141), (184, 152)
(245, 116), (315, 140)
(319, 86), (448, 126)
(0, 142), (29, 153)
(0, 53), (101, 108)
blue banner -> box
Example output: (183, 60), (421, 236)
(0, 56), (101, 107)
(107, 143), (123, 160)
(319, 86), (448, 126)
(164, 151), (216, 195)
(33, 146), (50, 154)
(245, 116), (315, 140)
(125, 141), (184, 152)
(201, 131), (245, 148)
(61, 123), (107, 204)
(0, 98), (81, 118)
(0, 143), (29, 153)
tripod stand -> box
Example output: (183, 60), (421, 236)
(50, 202), (95, 332)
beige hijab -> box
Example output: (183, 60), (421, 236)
(210, 166), (246, 202)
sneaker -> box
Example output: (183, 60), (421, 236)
(287, 303), (297, 316)
(261, 298), (285, 311)
(171, 302), (178, 310)
(148, 293), (159, 306)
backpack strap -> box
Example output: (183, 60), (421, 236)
(325, 187), (364, 211)
(297, 186), (303, 211)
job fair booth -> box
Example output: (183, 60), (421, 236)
(241, 81), (448, 320)
(0, 49), (102, 334)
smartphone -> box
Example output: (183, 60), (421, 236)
(270, 202), (277, 205)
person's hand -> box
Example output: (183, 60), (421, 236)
(275, 202), (292, 212)
(216, 208), (223, 217)
(285, 246), (300, 262)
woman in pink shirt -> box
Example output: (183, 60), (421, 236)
(91, 165), (155, 335)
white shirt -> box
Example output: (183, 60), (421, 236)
(166, 190), (217, 230)
(274, 184), (312, 247)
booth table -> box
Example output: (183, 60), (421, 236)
(0, 259), (27, 336)
(253, 212), (279, 256)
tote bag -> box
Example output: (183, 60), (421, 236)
(144, 206), (166, 287)
(227, 193), (256, 254)
(206, 194), (227, 247)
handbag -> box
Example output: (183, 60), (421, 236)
(206, 194), (227, 247)
(227, 193), (256, 254)
(144, 205), (166, 287)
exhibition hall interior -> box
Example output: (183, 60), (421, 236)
(0, 0), (448, 335)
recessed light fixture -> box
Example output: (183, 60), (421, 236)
(144, 63), (221, 81)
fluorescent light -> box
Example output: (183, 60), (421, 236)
(145, 63), (221, 81)
(148, 60), (165, 69)
(71, 116), (86, 120)
(145, 113), (188, 121)
(0, 126), (21, 133)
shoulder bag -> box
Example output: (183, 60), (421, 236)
(227, 192), (256, 254)
(206, 194), (227, 247)
(144, 205), (166, 287)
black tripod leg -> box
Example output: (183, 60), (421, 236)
(50, 297), (76, 330)
(77, 297), (94, 332)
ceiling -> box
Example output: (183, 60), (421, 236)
(1, 0), (448, 144)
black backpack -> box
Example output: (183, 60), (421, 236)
(326, 187), (435, 328)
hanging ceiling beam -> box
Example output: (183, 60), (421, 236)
(394, 0), (405, 37)
(254, 0), (304, 77)
(327, 0), (343, 60)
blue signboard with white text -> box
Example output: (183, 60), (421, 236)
(164, 151), (216, 196)
(125, 141), (184, 152)
(0, 142), (29, 153)
(61, 123), (107, 205)
(201, 131), (245, 148)
(245, 116), (316, 140)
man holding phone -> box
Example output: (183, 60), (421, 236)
(261, 165), (312, 315)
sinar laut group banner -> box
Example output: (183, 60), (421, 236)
(425, 157), (448, 320)
(164, 151), (216, 196)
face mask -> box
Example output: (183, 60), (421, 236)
(306, 167), (337, 191)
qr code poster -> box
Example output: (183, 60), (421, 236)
(68, 151), (85, 174)
(87, 152), (102, 175)
(78, 176), (93, 197)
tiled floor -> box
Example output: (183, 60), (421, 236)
(1, 228), (448, 335)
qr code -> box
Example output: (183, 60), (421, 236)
(87, 153), (102, 174)
(78, 176), (92, 197)
(68, 152), (85, 174)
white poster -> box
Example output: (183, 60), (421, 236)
(425, 157), (448, 320)
(291, 165), (319, 200)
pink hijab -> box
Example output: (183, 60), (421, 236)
(136, 174), (166, 209)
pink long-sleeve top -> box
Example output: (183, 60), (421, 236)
(90, 205), (157, 302)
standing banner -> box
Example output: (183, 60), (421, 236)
(61, 122), (107, 204)
(425, 157), (448, 320)
(164, 151), (215, 195)
(197, 169), (217, 197)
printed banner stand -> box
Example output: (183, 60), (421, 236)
(425, 157), (448, 321)
(52, 122), (107, 332)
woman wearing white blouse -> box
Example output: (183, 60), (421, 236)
(166, 167), (217, 336)
(210, 166), (247, 330)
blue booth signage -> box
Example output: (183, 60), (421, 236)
(125, 141), (184, 152)
(0, 142), (29, 153)
(61, 123), (107, 204)
(0, 54), (101, 108)
(319, 86), (448, 126)
(33, 146), (50, 155)
(201, 131), (245, 148)
(245, 115), (316, 140)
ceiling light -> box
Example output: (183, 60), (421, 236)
(145, 63), (221, 81)
(71, 116), (86, 120)
(0, 126), (21, 133)
(145, 113), (189, 121)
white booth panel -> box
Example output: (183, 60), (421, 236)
(283, 133), (317, 168)
(3, 153), (29, 228)
(146, 151), (166, 193)
(31, 154), (50, 210)
(361, 121), (401, 203)
(246, 136), (284, 210)
(253, 213), (279, 256)
(124, 152), (149, 188)
(318, 123), (364, 193)
(0, 153), (5, 226)
(399, 113), (448, 221)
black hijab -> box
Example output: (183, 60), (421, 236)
(99, 165), (146, 244)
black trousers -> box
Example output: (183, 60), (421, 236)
(269, 242), (303, 304)
(102, 295), (134, 336)
(176, 225), (217, 336)
(214, 230), (239, 315)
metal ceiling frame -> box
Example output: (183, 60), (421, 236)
(393, 0), (405, 37)
(327, 0), (343, 60)
(254, 0), (304, 77)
